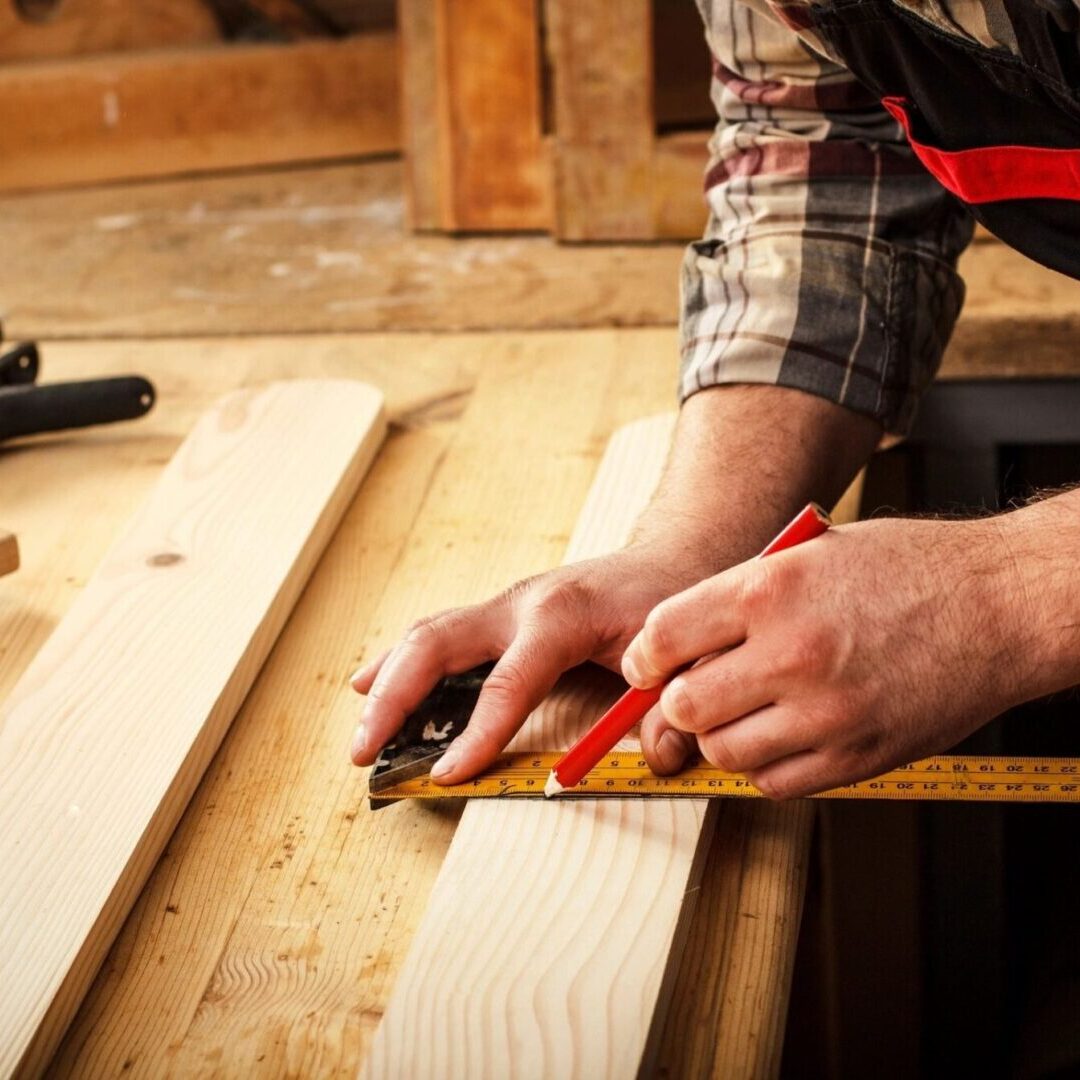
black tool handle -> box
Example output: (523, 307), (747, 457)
(0, 376), (156, 443)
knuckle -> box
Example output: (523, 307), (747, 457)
(403, 617), (440, 649)
(663, 678), (702, 732)
(530, 576), (593, 621)
(738, 561), (780, 615)
(698, 728), (739, 772)
(777, 630), (828, 680)
(479, 663), (529, 705)
(642, 606), (678, 666)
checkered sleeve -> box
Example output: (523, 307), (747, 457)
(680, 0), (975, 434)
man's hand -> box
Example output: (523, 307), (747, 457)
(622, 515), (1040, 799)
(349, 542), (717, 783)
(349, 383), (882, 786)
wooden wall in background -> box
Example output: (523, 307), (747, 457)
(0, 0), (400, 191)
(399, 0), (714, 240)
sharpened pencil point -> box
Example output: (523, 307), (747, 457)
(544, 772), (564, 798)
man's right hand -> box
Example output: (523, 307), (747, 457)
(348, 541), (710, 784)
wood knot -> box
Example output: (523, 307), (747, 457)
(147, 552), (183, 567)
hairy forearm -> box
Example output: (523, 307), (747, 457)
(995, 487), (1080, 703)
(630, 384), (881, 571)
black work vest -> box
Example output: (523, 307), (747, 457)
(807, 0), (1080, 279)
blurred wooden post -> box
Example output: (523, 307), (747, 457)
(398, 0), (552, 232)
(397, 0), (712, 239)
(545, 0), (655, 240)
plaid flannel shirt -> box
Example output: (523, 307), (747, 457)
(680, 1), (1033, 433)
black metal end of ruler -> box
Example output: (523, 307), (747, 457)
(367, 662), (494, 808)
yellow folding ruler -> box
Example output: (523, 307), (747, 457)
(370, 751), (1080, 807)
(366, 665), (1080, 808)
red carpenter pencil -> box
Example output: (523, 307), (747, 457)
(544, 502), (832, 797)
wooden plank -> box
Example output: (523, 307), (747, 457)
(547, 0), (655, 239)
(398, 0), (551, 231)
(362, 414), (700, 1079)
(0, 530), (17, 577)
(0, 379), (385, 1076)
(0, 34), (400, 192)
(0, 0), (218, 62)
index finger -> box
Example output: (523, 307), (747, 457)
(428, 626), (592, 783)
(350, 601), (510, 766)
(621, 565), (755, 688)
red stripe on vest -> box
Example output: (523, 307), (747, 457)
(883, 96), (1080, 204)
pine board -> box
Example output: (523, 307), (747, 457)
(362, 423), (865, 1079)
(361, 416), (713, 1079)
(0, 379), (385, 1076)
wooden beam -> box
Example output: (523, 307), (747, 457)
(398, 0), (551, 231)
(0, 530), (18, 577)
(0, 380), (385, 1075)
(0, 0), (218, 63)
(546, 0), (655, 239)
(0, 34), (400, 192)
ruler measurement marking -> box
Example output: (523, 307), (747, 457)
(372, 753), (1080, 804)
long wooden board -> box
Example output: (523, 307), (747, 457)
(359, 418), (717, 1076)
(0, 380), (385, 1076)
(0, 34), (399, 192)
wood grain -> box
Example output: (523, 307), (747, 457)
(0, 34), (399, 192)
(0, 530), (18, 577)
(361, 415), (702, 1079)
(547, 0), (655, 240)
(0, 380), (385, 1075)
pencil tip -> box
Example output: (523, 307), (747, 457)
(544, 772), (564, 799)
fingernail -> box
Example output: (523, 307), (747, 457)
(656, 730), (692, 774)
(430, 745), (462, 781)
(350, 723), (367, 760)
(349, 666), (366, 687)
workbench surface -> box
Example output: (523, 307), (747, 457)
(2, 330), (807, 1077)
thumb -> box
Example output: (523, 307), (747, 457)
(640, 704), (695, 776)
